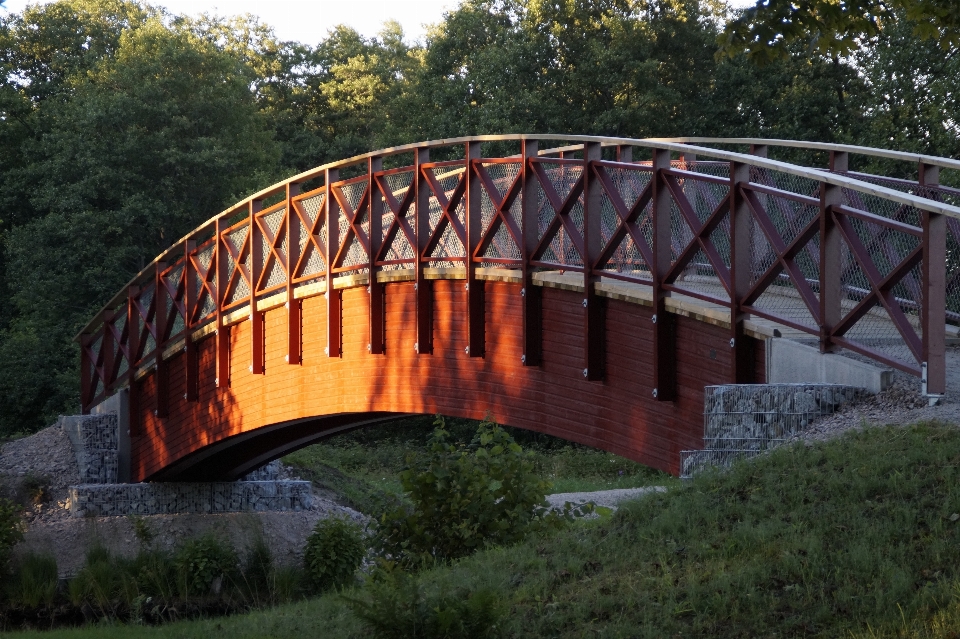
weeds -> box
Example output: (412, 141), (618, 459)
(8, 553), (58, 608)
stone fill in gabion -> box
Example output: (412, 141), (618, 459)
(68, 481), (312, 517)
(681, 384), (863, 478)
(61, 407), (312, 517)
(61, 414), (119, 484)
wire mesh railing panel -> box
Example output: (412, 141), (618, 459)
(378, 170), (415, 270)
(425, 166), (466, 268)
(194, 244), (216, 321)
(745, 191), (821, 331)
(835, 206), (923, 367)
(335, 181), (370, 275)
(296, 192), (327, 280)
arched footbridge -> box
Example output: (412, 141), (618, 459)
(76, 135), (960, 481)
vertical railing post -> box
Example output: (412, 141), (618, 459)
(583, 141), (604, 381)
(829, 150), (848, 172)
(652, 148), (676, 401)
(325, 169), (341, 358)
(729, 161), (754, 383)
(215, 217), (229, 387)
(465, 141), (484, 357)
(520, 139), (541, 366)
(287, 182), (302, 364)
(101, 312), (115, 398)
(184, 239), (198, 401)
(819, 183), (843, 353)
(415, 147), (432, 355)
(154, 261), (168, 419)
(126, 285), (140, 433)
(616, 145), (632, 163)
(368, 157), (385, 355)
(749, 144), (768, 159)
(250, 199), (265, 373)
(920, 161), (945, 396)
(80, 333), (93, 414)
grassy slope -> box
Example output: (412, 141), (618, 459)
(13, 421), (960, 638)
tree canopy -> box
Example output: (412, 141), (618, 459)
(0, 0), (953, 433)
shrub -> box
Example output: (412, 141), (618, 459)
(241, 536), (273, 600)
(9, 553), (58, 607)
(0, 497), (23, 569)
(173, 534), (238, 597)
(303, 516), (366, 593)
(375, 417), (577, 568)
(344, 562), (502, 639)
(69, 545), (118, 610)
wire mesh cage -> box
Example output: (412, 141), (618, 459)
(680, 383), (864, 478)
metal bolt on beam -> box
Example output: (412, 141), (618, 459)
(521, 354), (526, 364)
(464, 346), (470, 354)
(583, 368), (589, 378)
(367, 344), (372, 352)
(414, 342), (419, 353)
(729, 338), (736, 348)
(582, 299), (588, 308)
(652, 388), (658, 398)
(520, 288), (525, 297)
(652, 314), (658, 324)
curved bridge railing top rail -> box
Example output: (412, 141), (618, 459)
(76, 135), (960, 413)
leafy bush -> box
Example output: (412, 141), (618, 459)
(344, 562), (502, 639)
(303, 517), (366, 593)
(9, 553), (58, 607)
(375, 417), (577, 568)
(173, 534), (238, 597)
(0, 497), (24, 568)
(69, 545), (118, 609)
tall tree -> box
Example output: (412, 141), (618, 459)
(0, 5), (280, 433)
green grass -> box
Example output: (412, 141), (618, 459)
(15, 420), (960, 637)
(283, 415), (673, 515)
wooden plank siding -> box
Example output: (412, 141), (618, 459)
(132, 280), (765, 480)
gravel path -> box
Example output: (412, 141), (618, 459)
(546, 486), (666, 510)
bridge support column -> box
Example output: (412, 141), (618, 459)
(819, 184), (843, 354)
(415, 148), (433, 355)
(184, 239), (199, 401)
(287, 182), (303, 364)
(652, 149), (677, 401)
(730, 161), (755, 383)
(154, 261), (168, 418)
(521, 139), (541, 366)
(325, 168), (341, 358)
(583, 141), (604, 381)
(250, 199), (265, 373)
(367, 159), (385, 355)
(920, 161), (946, 396)
(466, 142), (485, 357)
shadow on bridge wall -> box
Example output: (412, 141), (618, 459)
(132, 280), (765, 481)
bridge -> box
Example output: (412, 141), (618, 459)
(75, 135), (960, 481)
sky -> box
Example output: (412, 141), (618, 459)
(1, 0), (757, 44)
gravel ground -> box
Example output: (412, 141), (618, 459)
(546, 486), (667, 510)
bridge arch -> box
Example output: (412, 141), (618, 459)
(76, 135), (960, 481)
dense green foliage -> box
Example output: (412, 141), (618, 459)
(374, 418), (585, 568)
(344, 566), (502, 639)
(0, 496), (23, 568)
(0, 0), (956, 433)
(302, 517), (366, 593)
(10, 421), (960, 637)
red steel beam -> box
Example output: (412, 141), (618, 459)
(287, 181), (302, 364)
(325, 169), (341, 358)
(183, 239), (198, 401)
(250, 199), (265, 374)
(415, 147), (432, 355)
(583, 141), (604, 381)
(368, 156), (385, 355)
(651, 149), (676, 401)
(465, 141), (484, 357)
(729, 161), (754, 383)
(520, 139), (541, 366)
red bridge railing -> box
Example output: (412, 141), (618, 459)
(76, 135), (960, 414)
